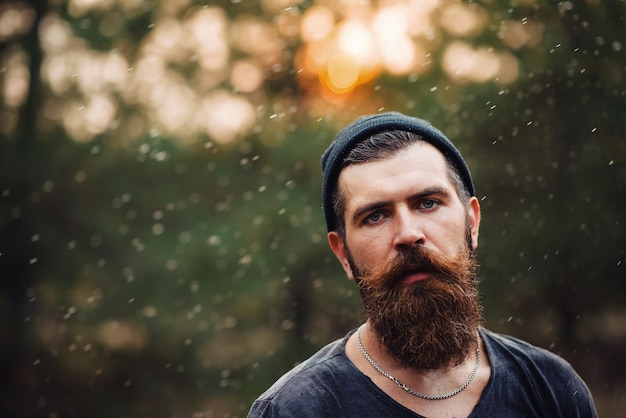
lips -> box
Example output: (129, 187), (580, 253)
(401, 267), (430, 283)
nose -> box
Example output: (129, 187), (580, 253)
(392, 206), (425, 249)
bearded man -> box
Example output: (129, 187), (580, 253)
(248, 112), (597, 417)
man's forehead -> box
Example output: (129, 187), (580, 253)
(338, 142), (452, 203)
(339, 141), (447, 182)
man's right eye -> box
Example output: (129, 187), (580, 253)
(365, 212), (383, 224)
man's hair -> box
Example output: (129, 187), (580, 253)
(331, 130), (471, 238)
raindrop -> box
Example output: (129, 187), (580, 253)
(238, 254), (252, 265)
(123, 266), (134, 282)
(179, 231), (191, 244)
(142, 306), (158, 317)
(74, 171), (87, 183)
(131, 238), (145, 252)
(190, 281), (199, 294)
(152, 223), (164, 235)
(224, 316), (237, 328)
(10, 207), (21, 219)
(207, 235), (221, 246)
(154, 151), (168, 162)
(165, 259), (178, 271)
(42, 180), (54, 192)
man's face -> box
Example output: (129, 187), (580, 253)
(327, 141), (483, 370)
(328, 141), (480, 282)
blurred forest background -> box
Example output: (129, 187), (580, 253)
(1, 0), (625, 416)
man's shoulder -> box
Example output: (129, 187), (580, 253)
(481, 328), (572, 369)
(479, 328), (597, 417)
(262, 335), (350, 394)
(249, 332), (364, 417)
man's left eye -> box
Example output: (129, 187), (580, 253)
(421, 200), (437, 210)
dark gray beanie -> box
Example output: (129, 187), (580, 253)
(321, 111), (475, 232)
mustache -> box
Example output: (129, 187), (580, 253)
(356, 246), (468, 288)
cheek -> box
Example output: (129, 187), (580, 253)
(411, 212), (464, 252)
(346, 234), (387, 269)
(435, 219), (469, 253)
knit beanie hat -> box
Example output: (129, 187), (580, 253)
(321, 111), (475, 232)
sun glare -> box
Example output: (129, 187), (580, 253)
(439, 3), (487, 37)
(202, 91), (257, 145)
(336, 20), (376, 61)
(325, 54), (361, 93)
(301, 6), (335, 42)
(2, 48), (29, 108)
(7, 0), (530, 144)
(442, 41), (518, 84)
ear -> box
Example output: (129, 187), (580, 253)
(467, 197), (481, 251)
(328, 231), (355, 281)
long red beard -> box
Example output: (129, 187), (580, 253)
(353, 245), (483, 372)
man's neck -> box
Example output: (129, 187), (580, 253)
(345, 322), (490, 417)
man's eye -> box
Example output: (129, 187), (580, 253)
(420, 199), (438, 210)
(366, 212), (383, 224)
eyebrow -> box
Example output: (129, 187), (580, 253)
(350, 186), (451, 225)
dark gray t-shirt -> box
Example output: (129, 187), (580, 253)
(248, 328), (597, 417)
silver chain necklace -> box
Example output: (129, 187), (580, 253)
(355, 326), (480, 401)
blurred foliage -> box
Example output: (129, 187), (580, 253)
(1, 0), (625, 417)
